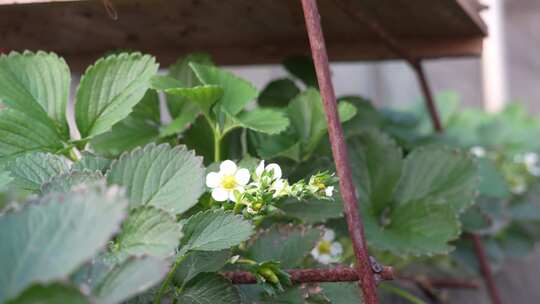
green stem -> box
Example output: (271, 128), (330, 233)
(379, 283), (427, 304)
(214, 131), (222, 163)
(154, 253), (189, 304)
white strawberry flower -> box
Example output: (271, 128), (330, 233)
(311, 229), (343, 265)
(255, 160), (282, 180)
(206, 160), (250, 202)
(470, 146), (486, 157)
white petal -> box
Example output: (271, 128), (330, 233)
(273, 179), (285, 192)
(318, 254), (332, 265)
(311, 248), (320, 259)
(330, 242), (343, 256)
(266, 163), (282, 180)
(325, 186), (334, 197)
(211, 188), (229, 202)
(228, 187), (245, 202)
(220, 160), (237, 175)
(323, 229), (335, 241)
(256, 160), (265, 177)
(235, 168), (251, 185)
(206, 172), (221, 188)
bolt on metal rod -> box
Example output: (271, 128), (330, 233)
(299, 0), (380, 303)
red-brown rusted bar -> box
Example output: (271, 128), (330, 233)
(332, 0), (443, 133)
(471, 234), (503, 304)
(299, 0), (380, 303)
(224, 266), (394, 285)
(414, 61), (443, 132)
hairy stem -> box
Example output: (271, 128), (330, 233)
(154, 253), (189, 304)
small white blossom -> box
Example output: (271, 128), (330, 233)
(206, 160), (250, 202)
(470, 146), (486, 157)
(524, 152), (540, 176)
(324, 186), (334, 197)
(311, 229), (342, 265)
(255, 160), (282, 180)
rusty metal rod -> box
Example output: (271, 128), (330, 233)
(299, 0), (380, 303)
(471, 234), (503, 304)
(224, 266), (394, 285)
(333, 0), (443, 133)
(414, 62), (443, 132)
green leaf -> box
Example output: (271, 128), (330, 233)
(477, 158), (510, 198)
(394, 146), (478, 212)
(7, 152), (70, 192)
(258, 78), (300, 108)
(166, 85), (223, 118)
(107, 143), (205, 214)
(283, 56), (318, 88)
(41, 171), (104, 194)
(159, 105), (200, 138)
(321, 282), (361, 304)
(7, 283), (89, 304)
(173, 250), (231, 287)
(363, 199), (460, 256)
(113, 206), (182, 261)
(0, 170), (13, 191)
(233, 108), (290, 134)
(149, 75), (183, 91)
(175, 273), (240, 304)
(0, 51), (71, 138)
(279, 198), (343, 223)
(287, 89), (355, 157)
(75, 53), (159, 138)
(0, 108), (64, 161)
(91, 257), (169, 304)
(0, 183), (128, 302)
(72, 152), (112, 173)
(348, 130), (403, 215)
(246, 226), (320, 268)
(167, 53), (213, 118)
(190, 63), (258, 115)
(338, 101), (358, 123)
(181, 209), (254, 252)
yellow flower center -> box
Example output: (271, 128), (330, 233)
(317, 240), (332, 255)
(221, 175), (237, 190)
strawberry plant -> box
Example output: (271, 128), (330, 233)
(0, 51), (484, 304)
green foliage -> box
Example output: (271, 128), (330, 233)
(75, 53), (158, 138)
(91, 90), (161, 157)
(190, 62), (258, 116)
(180, 209), (254, 252)
(112, 206), (182, 261)
(174, 273), (241, 304)
(108, 143), (205, 214)
(0, 183), (127, 302)
(349, 130), (478, 256)
(0, 51), (71, 139)
(6, 152), (70, 192)
(6, 283), (89, 304)
(173, 250), (231, 287)
(246, 226), (321, 268)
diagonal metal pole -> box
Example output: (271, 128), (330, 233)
(299, 0), (380, 303)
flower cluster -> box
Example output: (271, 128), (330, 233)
(205, 160), (337, 218)
(470, 146), (540, 195)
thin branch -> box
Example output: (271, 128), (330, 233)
(471, 234), (503, 304)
